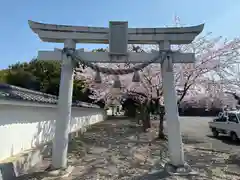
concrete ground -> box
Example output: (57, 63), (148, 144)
(178, 116), (240, 152)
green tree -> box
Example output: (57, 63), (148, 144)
(0, 69), (9, 83)
(5, 69), (39, 90)
(4, 59), (91, 101)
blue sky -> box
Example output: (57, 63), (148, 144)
(0, 0), (239, 69)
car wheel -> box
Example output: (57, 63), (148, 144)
(212, 129), (219, 137)
(230, 132), (238, 141)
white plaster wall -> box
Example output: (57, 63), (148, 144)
(0, 100), (105, 161)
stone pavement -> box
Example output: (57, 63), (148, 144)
(17, 118), (240, 180)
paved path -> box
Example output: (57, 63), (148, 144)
(178, 116), (240, 153)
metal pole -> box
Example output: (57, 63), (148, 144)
(52, 39), (76, 169)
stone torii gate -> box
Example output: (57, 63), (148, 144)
(29, 20), (204, 173)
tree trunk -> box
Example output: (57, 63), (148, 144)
(136, 107), (141, 125)
(142, 100), (151, 132)
(142, 106), (148, 132)
(111, 106), (114, 116)
(158, 114), (165, 139)
(146, 113), (151, 129)
(158, 105), (166, 139)
(143, 115), (150, 132)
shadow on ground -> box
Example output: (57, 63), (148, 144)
(207, 135), (240, 146)
(16, 172), (50, 180)
(129, 168), (170, 180)
(182, 135), (206, 145)
(68, 119), (173, 179)
(16, 118), (240, 180)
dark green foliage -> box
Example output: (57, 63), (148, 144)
(0, 59), (91, 102)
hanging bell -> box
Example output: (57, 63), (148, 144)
(112, 76), (121, 89)
(132, 71), (140, 82)
(94, 71), (102, 84)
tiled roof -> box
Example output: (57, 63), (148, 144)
(0, 83), (100, 108)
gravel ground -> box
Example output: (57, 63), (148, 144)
(17, 118), (240, 180)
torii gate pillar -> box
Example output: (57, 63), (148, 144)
(52, 39), (76, 168)
(160, 41), (184, 167)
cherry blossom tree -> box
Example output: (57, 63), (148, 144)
(76, 46), (162, 106)
(171, 16), (240, 106)
(175, 36), (240, 103)
(76, 20), (240, 137)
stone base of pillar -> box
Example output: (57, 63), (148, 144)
(45, 165), (74, 178)
(164, 162), (198, 176)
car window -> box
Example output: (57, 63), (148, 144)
(215, 116), (227, 122)
(218, 112), (223, 117)
(228, 113), (239, 123)
(236, 113), (240, 121)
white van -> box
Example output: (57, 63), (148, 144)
(208, 110), (240, 141)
